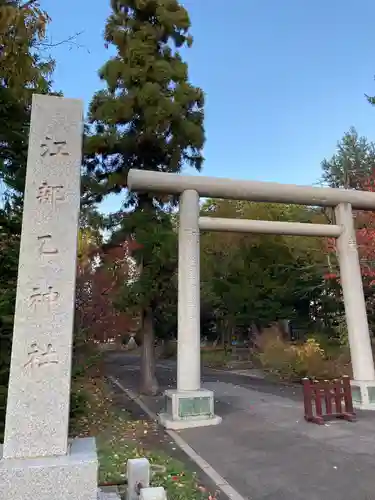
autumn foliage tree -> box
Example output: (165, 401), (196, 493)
(322, 130), (375, 335)
(76, 235), (140, 344)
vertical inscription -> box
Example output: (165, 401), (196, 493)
(28, 286), (60, 313)
(36, 182), (65, 207)
(40, 136), (70, 157)
(348, 238), (357, 250)
(23, 138), (69, 370)
(37, 234), (58, 256)
(24, 342), (59, 369)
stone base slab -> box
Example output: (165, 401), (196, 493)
(351, 380), (375, 410)
(158, 389), (222, 430)
(0, 437), (98, 500)
(159, 412), (222, 430)
(98, 486), (121, 499)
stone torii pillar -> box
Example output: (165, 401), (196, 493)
(159, 189), (221, 429)
(335, 203), (375, 408)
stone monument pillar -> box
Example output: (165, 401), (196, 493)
(159, 190), (221, 429)
(0, 95), (99, 499)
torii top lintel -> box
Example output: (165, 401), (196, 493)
(127, 169), (375, 210)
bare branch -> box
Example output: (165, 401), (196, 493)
(37, 31), (90, 54)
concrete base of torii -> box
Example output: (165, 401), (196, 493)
(158, 389), (222, 430)
(351, 380), (375, 410)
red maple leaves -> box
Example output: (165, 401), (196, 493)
(76, 238), (141, 343)
(324, 171), (375, 286)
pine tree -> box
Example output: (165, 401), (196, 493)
(321, 127), (375, 189)
(85, 0), (204, 199)
(85, 0), (205, 394)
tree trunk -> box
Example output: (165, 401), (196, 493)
(231, 326), (237, 358)
(249, 323), (259, 348)
(220, 324), (225, 346)
(139, 307), (159, 395)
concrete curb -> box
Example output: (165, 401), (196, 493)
(108, 376), (247, 500)
(209, 368), (266, 379)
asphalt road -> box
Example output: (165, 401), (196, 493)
(104, 352), (302, 401)
(105, 352), (375, 500)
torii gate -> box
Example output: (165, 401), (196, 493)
(128, 169), (375, 429)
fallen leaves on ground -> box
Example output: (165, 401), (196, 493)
(70, 375), (220, 499)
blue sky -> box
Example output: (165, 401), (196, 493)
(41, 0), (375, 214)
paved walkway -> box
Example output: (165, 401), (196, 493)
(181, 381), (375, 500)
(106, 353), (375, 500)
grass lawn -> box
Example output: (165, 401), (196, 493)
(69, 365), (219, 500)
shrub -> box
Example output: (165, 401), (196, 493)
(70, 386), (89, 421)
(256, 328), (297, 378)
(289, 338), (326, 379)
(333, 316), (349, 347)
(201, 348), (231, 368)
(255, 326), (351, 381)
(72, 352), (103, 379)
(161, 340), (177, 359)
